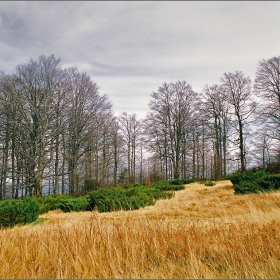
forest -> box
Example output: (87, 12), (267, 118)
(0, 54), (279, 199)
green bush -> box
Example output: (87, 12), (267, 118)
(224, 172), (240, 185)
(272, 175), (280, 189)
(169, 179), (195, 185)
(181, 178), (196, 184)
(87, 183), (179, 213)
(38, 194), (89, 213)
(255, 174), (280, 191)
(226, 169), (267, 185)
(229, 170), (280, 194)
(58, 197), (89, 212)
(33, 179), (191, 215)
(234, 181), (262, 194)
(169, 179), (184, 185)
(87, 187), (155, 213)
(151, 180), (185, 191)
(0, 197), (40, 228)
(38, 194), (74, 214)
(155, 184), (184, 191)
(39, 203), (51, 215)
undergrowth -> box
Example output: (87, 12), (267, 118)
(226, 170), (280, 194)
(0, 197), (40, 228)
(0, 178), (190, 226)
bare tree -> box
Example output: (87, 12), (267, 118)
(221, 71), (255, 172)
(201, 84), (230, 179)
(146, 81), (197, 179)
(1, 55), (66, 196)
(0, 55), (120, 198)
(118, 112), (141, 183)
(65, 70), (112, 194)
(111, 119), (123, 186)
(0, 73), (18, 198)
(254, 56), (280, 142)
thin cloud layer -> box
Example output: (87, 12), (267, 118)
(1, 1), (280, 118)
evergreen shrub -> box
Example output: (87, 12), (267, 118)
(38, 194), (74, 214)
(151, 180), (185, 191)
(38, 194), (89, 213)
(226, 169), (267, 185)
(226, 169), (280, 194)
(87, 186), (155, 213)
(169, 179), (195, 185)
(256, 174), (280, 191)
(0, 197), (40, 228)
(58, 197), (89, 212)
(234, 181), (262, 194)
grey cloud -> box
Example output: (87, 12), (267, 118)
(1, 1), (280, 117)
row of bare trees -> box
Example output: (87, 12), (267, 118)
(0, 55), (119, 198)
(145, 57), (280, 181)
(0, 54), (279, 198)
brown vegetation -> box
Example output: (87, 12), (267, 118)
(1, 181), (280, 278)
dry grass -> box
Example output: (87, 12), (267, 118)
(1, 180), (280, 278)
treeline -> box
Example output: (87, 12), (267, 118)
(0, 54), (279, 198)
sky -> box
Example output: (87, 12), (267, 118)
(0, 1), (280, 119)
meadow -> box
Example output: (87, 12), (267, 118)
(1, 180), (280, 278)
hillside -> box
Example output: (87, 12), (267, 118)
(1, 180), (280, 278)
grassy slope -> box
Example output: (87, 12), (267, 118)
(1, 180), (280, 278)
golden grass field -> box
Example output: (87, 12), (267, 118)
(1, 180), (280, 278)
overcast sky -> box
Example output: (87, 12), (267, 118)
(0, 1), (280, 119)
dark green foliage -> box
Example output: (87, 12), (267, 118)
(151, 180), (185, 191)
(86, 179), (188, 213)
(38, 194), (89, 213)
(0, 179), (188, 224)
(225, 172), (245, 185)
(86, 179), (191, 213)
(169, 179), (195, 185)
(154, 183), (184, 191)
(182, 178), (196, 184)
(255, 174), (280, 191)
(39, 203), (51, 215)
(226, 169), (280, 194)
(57, 197), (89, 212)
(225, 169), (267, 185)
(0, 197), (40, 228)
(87, 186), (155, 213)
(38, 194), (73, 214)
(233, 181), (262, 194)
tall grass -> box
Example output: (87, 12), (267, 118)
(1, 180), (280, 278)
